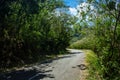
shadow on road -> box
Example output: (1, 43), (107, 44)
(70, 52), (82, 54)
(0, 50), (81, 80)
(39, 54), (76, 65)
(0, 68), (54, 80)
(0, 55), (74, 80)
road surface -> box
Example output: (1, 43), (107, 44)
(0, 49), (86, 80)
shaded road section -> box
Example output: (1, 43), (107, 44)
(0, 49), (86, 80)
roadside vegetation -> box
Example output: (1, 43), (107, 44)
(84, 50), (103, 80)
(70, 0), (120, 80)
(1, 0), (120, 80)
(0, 0), (73, 70)
(69, 34), (96, 50)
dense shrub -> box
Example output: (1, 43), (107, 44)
(0, 0), (71, 68)
(69, 34), (97, 50)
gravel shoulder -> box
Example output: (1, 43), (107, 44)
(0, 49), (87, 80)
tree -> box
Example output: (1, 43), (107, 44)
(86, 0), (120, 79)
(0, 0), (71, 68)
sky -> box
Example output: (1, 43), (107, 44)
(61, 0), (120, 27)
(63, 0), (80, 8)
(62, 0), (87, 16)
(61, 0), (95, 26)
(63, 0), (86, 8)
(62, 0), (120, 16)
(55, 0), (95, 26)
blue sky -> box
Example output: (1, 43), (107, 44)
(61, 0), (87, 16)
(61, 0), (95, 26)
(63, 0), (80, 8)
(55, 0), (88, 16)
(63, 0), (86, 8)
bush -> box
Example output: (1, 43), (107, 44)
(0, 0), (72, 69)
(69, 35), (96, 50)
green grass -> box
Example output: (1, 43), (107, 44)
(83, 50), (103, 80)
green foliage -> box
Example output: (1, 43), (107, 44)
(70, 0), (120, 80)
(0, 0), (71, 68)
(83, 0), (120, 80)
(69, 34), (96, 50)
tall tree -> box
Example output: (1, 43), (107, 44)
(86, 0), (120, 79)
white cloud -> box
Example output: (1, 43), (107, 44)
(69, 7), (77, 16)
(54, 2), (96, 18)
(77, 2), (91, 13)
(76, 2), (96, 19)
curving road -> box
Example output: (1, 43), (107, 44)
(0, 49), (86, 80)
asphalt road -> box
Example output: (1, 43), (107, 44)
(0, 49), (86, 80)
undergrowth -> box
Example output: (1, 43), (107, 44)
(84, 50), (103, 80)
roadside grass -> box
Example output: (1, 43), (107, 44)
(83, 50), (103, 80)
